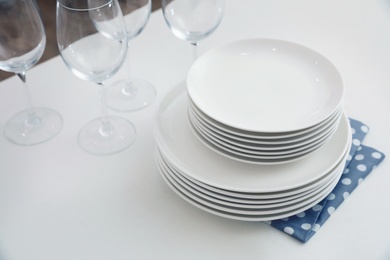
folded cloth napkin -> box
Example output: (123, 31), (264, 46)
(267, 118), (385, 242)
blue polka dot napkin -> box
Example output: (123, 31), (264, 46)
(267, 118), (385, 242)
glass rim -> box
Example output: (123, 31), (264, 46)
(57, 0), (115, 12)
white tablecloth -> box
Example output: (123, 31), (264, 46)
(0, 0), (389, 259)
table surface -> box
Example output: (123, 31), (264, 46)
(1, 0), (390, 259)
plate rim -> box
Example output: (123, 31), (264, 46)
(187, 38), (344, 133)
(156, 148), (344, 209)
(153, 83), (352, 193)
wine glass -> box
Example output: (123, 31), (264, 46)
(0, 0), (63, 145)
(161, 0), (225, 63)
(107, 0), (156, 112)
(56, 0), (136, 155)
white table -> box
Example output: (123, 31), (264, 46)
(1, 1), (389, 259)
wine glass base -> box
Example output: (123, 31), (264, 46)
(108, 78), (156, 112)
(4, 107), (63, 146)
(78, 116), (136, 155)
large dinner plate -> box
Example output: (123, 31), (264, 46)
(160, 144), (349, 200)
(153, 83), (351, 193)
(157, 152), (341, 215)
(187, 38), (344, 133)
(156, 149), (344, 209)
(156, 152), (343, 221)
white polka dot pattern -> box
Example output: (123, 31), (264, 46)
(312, 224), (321, 232)
(355, 154), (364, 160)
(327, 193), (336, 200)
(327, 207), (335, 215)
(284, 227), (294, 235)
(312, 205), (322, 211)
(301, 223), (312, 230)
(341, 178), (352, 185)
(268, 118), (385, 242)
(372, 152), (382, 159)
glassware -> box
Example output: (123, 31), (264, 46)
(56, 0), (136, 155)
(107, 0), (156, 112)
(0, 0), (63, 145)
(161, 0), (225, 63)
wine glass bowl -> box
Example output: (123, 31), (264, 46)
(120, 0), (151, 40)
(106, 0), (156, 112)
(57, 1), (127, 84)
(162, 0), (225, 61)
(57, 0), (136, 155)
(0, 0), (63, 145)
(0, 1), (45, 73)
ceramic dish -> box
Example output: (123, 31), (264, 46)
(157, 153), (341, 215)
(188, 97), (343, 144)
(158, 141), (350, 200)
(153, 84), (351, 193)
(188, 95), (343, 141)
(157, 156), (342, 221)
(189, 116), (339, 164)
(187, 38), (344, 133)
(189, 110), (339, 157)
(156, 149), (344, 209)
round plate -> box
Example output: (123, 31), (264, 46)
(158, 155), (341, 214)
(187, 38), (344, 133)
(157, 156), (342, 221)
(156, 149), (344, 209)
(189, 109), (339, 156)
(158, 140), (349, 199)
(153, 83), (351, 193)
(188, 97), (343, 143)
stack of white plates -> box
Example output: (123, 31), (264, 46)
(154, 83), (351, 221)
(186, 39), (344, 164)
(154, 39), (350, 221)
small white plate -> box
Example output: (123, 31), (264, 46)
(189, 108), (340, 156)
(188, 95), (343, 141)
(190, 119), (337, 163)
(188, 98), (343, 144)
(153, 84), (351, 193)
(187, 38), (344, 133)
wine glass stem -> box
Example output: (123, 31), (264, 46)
(16, 71), (41, 125)
(17, 71), (34, 110)
(98, 82), (114, 136)
(99, 82), (108, 119)
(124, 47), (135, 93)
(190, 42), (198, 63)
(124, 45), (131, 79)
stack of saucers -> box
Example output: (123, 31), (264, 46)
(154, 39), (351, 221)
(186, 39), (344, 165)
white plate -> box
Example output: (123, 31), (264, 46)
(188, 97), (343, 144)
(156, 149), (344, 209)
(159, 142), (349, 200)
(153, 84), (351, 193)
(189, 109), (339, 157)
(187, 38), (344, 133)
(158, 154), (341, 215)
(188, 95), (343, 141)
(189, 114), (339, 163)
(157, 155), (342, 221)
(191, 117), (338, 156)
